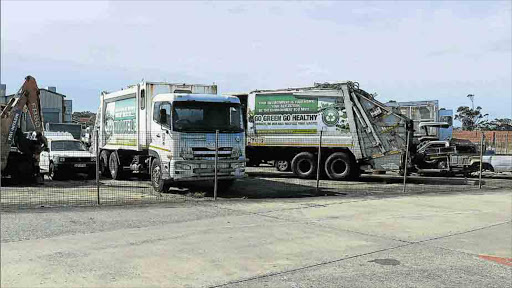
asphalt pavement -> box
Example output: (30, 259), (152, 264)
(1, 188), (511, 287)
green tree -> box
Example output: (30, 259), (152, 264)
(454, 106), (488, 131)
(478, 118), (512, 131)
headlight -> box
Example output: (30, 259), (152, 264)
(59, 157), (66, 162)
(91, 157), (96, 162)
(231, 162), (245, 168)
(175, 163), (191, 170)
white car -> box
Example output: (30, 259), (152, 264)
(40, 133), (96, 179)
(481, 154), (512, 173)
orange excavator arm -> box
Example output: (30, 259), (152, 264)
(1, 76), (47, 172)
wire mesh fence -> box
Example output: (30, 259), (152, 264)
(1, 129), (509, 209)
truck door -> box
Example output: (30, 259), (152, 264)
(150, 101), (171, 152)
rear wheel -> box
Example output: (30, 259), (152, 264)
(291, 152), (317, 179)
(151, 158), (170, 193)
(324, 152), (353, 180)
(109, 152), (123, 180)
(100, 150), (111, 177)
(275, 160), (291, 172)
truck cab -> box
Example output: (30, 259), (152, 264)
(149, 93), (245, 191)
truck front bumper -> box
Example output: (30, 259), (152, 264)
(164, 159), (246, 181)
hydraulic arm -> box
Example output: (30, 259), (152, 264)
(1, 76), (47, 176)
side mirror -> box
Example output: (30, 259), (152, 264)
(159, 109), (167, 125)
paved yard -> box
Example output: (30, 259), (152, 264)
(1, 187), (511, 287)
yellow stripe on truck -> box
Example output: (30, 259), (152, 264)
(149, 145), (171, 152)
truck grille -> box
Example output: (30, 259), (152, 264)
(192, 147), (232, 158)
(63, 157), (91, 162)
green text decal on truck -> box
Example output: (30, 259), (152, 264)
(252, 94), (348, 134)
(104, 96), (137, 146)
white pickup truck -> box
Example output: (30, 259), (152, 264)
(476, 153), (512, 173)
(39, 132), (96, 179)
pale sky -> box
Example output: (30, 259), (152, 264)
(1, 1), (511, 120)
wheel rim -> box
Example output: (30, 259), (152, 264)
(277, 160), (288, 171)
(331, 159), (348, 175)
(297, 159), (312, 174)
(152, 165), (161, 188)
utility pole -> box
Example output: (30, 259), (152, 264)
(467, 94), (475, 110)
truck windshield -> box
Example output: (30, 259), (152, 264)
(51, 141), (87, 151)
(172, 102), (243, 133)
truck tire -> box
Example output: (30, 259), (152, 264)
(151, 158), (170, 193)
(324, 152), (353, 180)
(100, 150), (111, 178)
(291, 152), (317, 179)
(275, 160), (291, 172)
(109, 152), (123, 180)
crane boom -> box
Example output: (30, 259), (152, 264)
(1, 76), (47, 174)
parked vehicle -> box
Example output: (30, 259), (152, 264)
(39, 132), (96, 179)
(472, 152), (512, 173)
(45, 122), (82, 140)
(412, 138), (477, 175)
(96, 81), (246, 192)
(1, 76), (47, 183)
(233, 81), (413, 180)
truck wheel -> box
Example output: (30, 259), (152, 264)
(100, 150), (111, 178)
(291, 152), (317, 179)
(275, 160), (291, 172)
(324, 152), (353, 180)
(151, 158), (170, 193)
(109, 152), (123, 180)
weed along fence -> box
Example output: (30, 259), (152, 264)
(0, 129), (499, 209)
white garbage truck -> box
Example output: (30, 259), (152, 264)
(240, 81), (413, 179)
(96, 81), (246, 192)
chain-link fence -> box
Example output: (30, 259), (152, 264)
(1, 130), (509, 209)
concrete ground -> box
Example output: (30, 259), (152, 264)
(1, 187), (511, 287)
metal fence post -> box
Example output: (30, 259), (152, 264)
(479, 132), (484, 189)
(214, 130), (219, 200)
(95, 129), (100, 205)
(316, 130), (323, 194)
(402, 130), (410, 193)
(506, 132), (509, 154)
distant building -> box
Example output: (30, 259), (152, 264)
(1, 84), (73, 131)
(64, 99), (73, 123)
